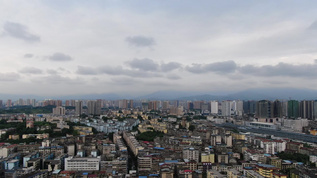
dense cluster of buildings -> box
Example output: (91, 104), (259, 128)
(0, 97), (316, 177)
(4, 98), (317, 120)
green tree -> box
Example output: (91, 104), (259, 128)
(136, 131), (164, 141)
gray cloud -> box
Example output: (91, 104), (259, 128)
(127, 58), (159, 71)
(47, 68), (70, 75)
(110, 77), (136, 85)
(125, 36), (155, 47)
(24, 53), (33, 58)
(19, 67), (42, 74)
(184, 60), (317, 79)
(98, 66), (124, 76)
(32, 74), (83, 84)
(48, 53), (73, 62)
(308, 20), (317, 30)
(238, 61), (317, 77)
(166, 74), (181, 80)
(77, 66), (98, 75)
(0, 72), (20, 81)
(47, 69), (58, 75)
(3, 22), (40, 42)
(161, 62), (182, 72)
(76, 65), (162, 78)
(99, 66), (162, 78)
(186, 60), (237, 74)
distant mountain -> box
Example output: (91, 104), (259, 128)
(0, 94), (42, 101)
(227, 88), (317, 100)
(1, 88), (317, 101)
(55, 93), (122, 100)
(141, 88), (317, 101)
(135, 90), (206, 100)
(0, 93), (122, 101)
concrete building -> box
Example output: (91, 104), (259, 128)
(64, 156), (100, 171)
(299, 100), (314, 120)
(201, 153), (215, 163)
(138, 156), (152, 172)
(210, 101), (218, 115)
(122, 132), (144, 156)
(288, 100), (299, 118)
(53, 106), (65, 115)
(221, 100), (233, 117)
(75, 100), (83, 116)
(255, 164), (279, 178)
(183, 148), (200, 162)
(87, 100), (101, 115)
(256, 100), (273, 118)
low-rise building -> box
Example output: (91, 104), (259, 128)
(64, 156), (100, 171)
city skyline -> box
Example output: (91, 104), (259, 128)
(2, 1), (317, 96)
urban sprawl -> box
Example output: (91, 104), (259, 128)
(0, 98), (317, 177)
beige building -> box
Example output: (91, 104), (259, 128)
(207, 170), (226, 178)
(52, 106), (65, 115)
(201, 153), (215, 163)
(122, 132), (144, 156)
(73, 126), (93, 135)
(138, 156), (152, 171)
(22, 133), (49, 139)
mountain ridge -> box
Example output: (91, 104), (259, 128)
(1, 88), (317, 101)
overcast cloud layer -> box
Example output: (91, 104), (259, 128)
(1, 0), (317, 96)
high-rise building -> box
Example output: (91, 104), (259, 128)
(210, 101), (218, 114)
(56, 100), (62, 107)
(26, 99), (31, 106)
(70, 100), (75, 107)
(273, 100), (283, 118)
(281, 101), (288, 117)
(118, 99), (128, 109)
(75, 100), (83, 116)
(18, 98), (24, 106)
(6, 99), (12, 107)
(148, 101), (159, 110)
(162, 101), (169, 110)
(313, 100), (317, 120)
(32, 99), (36, 107)
(193, 101), (203, 110)
(201, 103), (209, 113)
(95, 100), (101, 115)
(288, 100), (299, 119)
(187, 102), (193, 110)
(221, 100), (233, 116)
(141, 102), (149, 111)
(87, 100), (101, 115)
(234, 100), (243, 116)
(65, 100), (70, 106)
(53, 106), (66, 115)
(256, 100), (273, 118)
(87, 100), (96, 115)
(243, 100), (256, 115)
(300, 100), (314, 120)
(128, 100), (134, 109)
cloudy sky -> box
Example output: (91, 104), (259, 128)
(1, 0), (317, 97)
